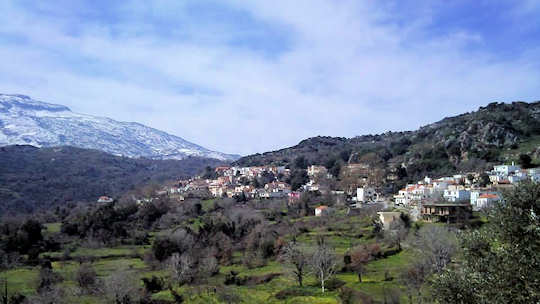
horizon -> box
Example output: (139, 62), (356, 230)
(1, 1), (540, 155)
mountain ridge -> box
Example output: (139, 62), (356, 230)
(0, 94), (240, 161)
(235, 100), (540, 187)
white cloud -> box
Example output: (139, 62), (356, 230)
(0, 1), (539, 155)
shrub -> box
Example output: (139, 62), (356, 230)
(224, 271), (239, 285)
(339, 287), (373, 304)
(324, 278), (346, 291)
(141, 276), (165, 294)
(76, 263), (97, 291)
(37, 267), (63, 293)
(246, 273), (281, 285)
(199, 256), (220, 277)
(275, 287), (315, 300)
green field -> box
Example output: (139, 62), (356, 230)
(1, 214), (420, 303)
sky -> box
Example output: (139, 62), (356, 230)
(1, 1), (540, 156)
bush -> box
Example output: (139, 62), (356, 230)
(246, 273), (281, 285)
(37, 267), (63, 293)
(76, 263), (97, 291)
(141, 276), (165, 294)
(275, 287), (315, 300)
(324, 278), (346, 291)
(339, 287), (373, 304)
(224, 271), (239, 285)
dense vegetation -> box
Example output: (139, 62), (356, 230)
(0, 145), (225, 215)
(235, 101), (540, 186)
(433, 182), (540, 303)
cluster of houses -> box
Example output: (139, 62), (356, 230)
(96, 161), (535, 225)
(168, 165), (298, 201)
(393, 162), (538, 222)
(160, 164), (382, 206)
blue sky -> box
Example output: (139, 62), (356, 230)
(1, 1), (540, 155)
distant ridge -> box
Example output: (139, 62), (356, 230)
(0, 94), (240, 161)
(235, 100), (540, 186)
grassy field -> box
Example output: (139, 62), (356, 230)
(2, 214), (418, 303)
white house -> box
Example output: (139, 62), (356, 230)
(471, 191), (499, 210)
(315, 206), (333, 216)
(476, 193), (500, 209)
(357, 186), (377, 203)
(377, 212), (403, 230)
(307, 165), (327, 177)
(493, 162), (521, 175)
(509, 175), (526, 184)
(443, 189), (471, 202)
(97, 196), (114, 203)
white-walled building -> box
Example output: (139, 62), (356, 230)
(443, 189), (471, 202)
(493, 162), (521, 175)
(476, 193), (500, 209)
(377, 212), (403, 230)
(357, 186), (377, 203)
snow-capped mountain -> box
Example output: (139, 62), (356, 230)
(0, 94), (240, 161)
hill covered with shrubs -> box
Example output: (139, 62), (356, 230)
(236, 101), (540, 184)
(0, 145), (225, 215)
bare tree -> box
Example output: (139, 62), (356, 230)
(350, 246), (371, 282)
(28, 286), (70, 304)
(310, 238), (339, 293)
(400, 260), (429, 304)
(76, 262), (98, 294)
(199, 256), (220, 278)
(386, 220), (408, 251)
(409, 225), (457, 273)
(279, 242), (309, 287)
(102, 271), (139, 304)
(169, 253), (196, 286)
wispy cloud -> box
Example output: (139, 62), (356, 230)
(1, 0), (539, 155)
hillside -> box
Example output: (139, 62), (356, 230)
(236, 101), (540, 183)
(0, 94), (240, 161)
(0, 145), (225, 215)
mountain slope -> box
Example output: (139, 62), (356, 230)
(0, 145), (225, 215)
(235, 101), (540, 184)
(0, 94), (239, 161)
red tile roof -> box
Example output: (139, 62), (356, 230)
(479, 194), (498, 199)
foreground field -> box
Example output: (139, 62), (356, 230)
(1, 212), (418, 303)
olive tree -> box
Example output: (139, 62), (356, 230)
(432, 182), (540, 303)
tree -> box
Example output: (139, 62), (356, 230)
(294, 156), (308, 169)
(103, 271), (139, 304)
(519, 154), (533, 169)
(290, 170), (309, 191)
(349, 246), (370, 282)
(279, 242), (309, 287)
(311, 238), (339, 293)
(329, 161), (342, 178)
(432, 182), (540, 303)
(169, 253), (196, 286)
(478, 173), (491, 187)
(76, 263), (97, 293)
(36, 265), (63, 294)
(400, 260), (429, 304)
(199, 256), (219, 278)
(409, 225), (457, 274)
(466, 173), (475, 184)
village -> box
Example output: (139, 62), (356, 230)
(112, 160), (540, 226)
